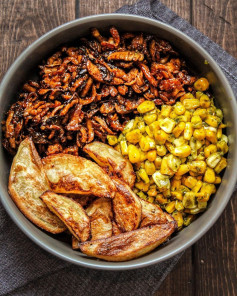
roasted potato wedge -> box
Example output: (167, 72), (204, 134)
(139, 198), (175, 228)
(84, 141), (136, 188)
(112, 178), (142, 232)
(80, 222), (176, 261)
(8, 138), (66, 234)
(42, 153), (116, 198)
(86, 197), (113, 241)
(40, 191), (90, 242)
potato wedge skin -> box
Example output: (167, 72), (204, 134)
(84, 141), (136, 188)
(139, 198), (175, 228)
(42, 153), (116, 198)
(86, 197), (113, 241)
(112, 178), (142, 232)
(8, 137), (66, 234)
(80, 222), (176, 261)
(40, 191), (90, 242)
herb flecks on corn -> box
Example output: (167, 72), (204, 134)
(108, 78), (228, 231)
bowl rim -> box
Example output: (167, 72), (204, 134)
(0, 13), (237, 270)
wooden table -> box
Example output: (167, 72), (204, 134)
(0, 1), (236, 295)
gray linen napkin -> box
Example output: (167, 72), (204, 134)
(1, 1), (236, 295)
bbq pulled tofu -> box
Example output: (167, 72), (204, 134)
(42, 154), (116, 198)
(40, 191), (90, 242)
(8, 138), (66, 233)
(112, 178), (142, 232)
(80, 222), (176, 261)
(86, 197), (113, 241)
(83, 141), (135, 187)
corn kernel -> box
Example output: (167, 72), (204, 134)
(217, 140), (229, 155)
(156, 194), (168, 204)
(128, 144), (141, 163)
(144, 113), (157, 125)
(170, 110), (178, 119)
(206, 152), (221, 168)
(160, 157), (175, 176)
(107, 135), (118, 146)
(145, 126), (153, 137)
(120, 140), (128, 155)
(137, 121), (146, 133)
(138, 169), (150, 184)
(214, 175), (222, 184)
(171, 179), (181, 191)
(203, 167), (216, 183)
(137, 100), (155, 114)
(205, 129), (217, 144)
(205, 115), (220, 128)
(194, 77), (209, 91)
(183, 98), (200, 110)
(214, 157), (227, 174)
(126, 129), (142, 144)
(175, 164), (190, 176)
(167, 154), (181, 172)
(147, 187), (158, 197)
(191, 115), (203, 129)
(193, 128), (206, 140)
(153, 129), (168, 144)
(154, 156), (162, 169)
(173, 137), (187, 147)
(165, 201), (176, 213)
(152, 171), (171, 192)
(147, 196), (154, 203)
(160, 105), (172, 117)
(135, 181), (149, 192)
(159, 118), (176, 134)
(145, 160), (156, 175)
(200, 94), (211, 108)
(149, 121), (160, 133)
(147, 150), (157, 162)
(156, 144), (167, 156)
(198, 201), (207, 209)
(182, 192), (196, 208)
(173, 145), (191, 158)
(174, 102), (186, 115)
(182, 176), (198, 189)
(217, 128), (222, 139)
(183, 214), (195, 226)
(184, 122), (193, 140)
(189, 160), (206, 174)
(171, 191), (183, 201)
(204, 144), (217, 158)
(192, 180), (203, 193)
(172, 211), (184, 228)
(180, 93), (195, 102)
(137, 191), (147, 200)
(122, 120), (134, 134)
(173, 122), (186, 138)
(139, 136), (155, 151)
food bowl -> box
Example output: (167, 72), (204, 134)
(0, 14), (236, 270)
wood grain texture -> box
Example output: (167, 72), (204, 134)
(79, 0), (137, 17)
(159, 0), (191, 22)
(193, 195), (237, 296)
(192, 0), (237, 58)
(155, 248), (193, 296)
(0, 0), (75, 80)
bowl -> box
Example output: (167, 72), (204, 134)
(0, 14), (236, 270)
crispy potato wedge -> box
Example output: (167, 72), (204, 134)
(86, 197), (113, 241)
(112, 178), (141, 232)
(40, 191), (90, 242)
(139, 198), (175, 228)
(80, 222), (176, 261)
(84, 141), (136, 188)
(8, 138), (66, 234)
(42, 153), (116, 198)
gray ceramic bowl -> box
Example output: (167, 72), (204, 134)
(0, 14), (236, 270)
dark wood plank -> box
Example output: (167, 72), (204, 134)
(160, 0), (191, 22)
(155, 248), (193, 296)
(193, 195), (237, 296)
(192, 0), (237, 58)
(0, 0), (75, 80)
(79, 0), (137, 17)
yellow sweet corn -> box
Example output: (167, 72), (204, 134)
(206, 152), (221, 168)
(175, 164), (190, 176)
(171, 191), (183, 201)
(173, 145), (191, 158)
(217, 128), (222, 139)
(193, 128), (206, 140)
(172, 211), (184, 228)
(204, 144), (217, 158)
(128, 144), (141, 163)
(159, 118), (176, 133)
(175, 200), (185, 211)
(174, 101), (186, 115)
(165, 201), (176, 213)
(160, 105), (172, 117)
(147, 150), (157, 162)
(144, 112), (157, 125)
(137, 121), (146, 133)
(126, 129), (142, 144)
(120, 140), (128, 155)
(167, 154), (181, 172)
(214, 175), (222, 184)
(155, 194), (168, 204)
(184, 122), (193, 140)
(192, 180), (203, 193)
(183, 214), (195, 226)
(137, 100), (155, 114)
(122, 119), (134, 134)
(145, 160), (156, 175)
(153, 129), (168, 144)
(182, 192), (196, 208)
(205, 115), (220, 128)
(214, 157), (227, 174)
(154, 156), (162, 169)
(107, 135), (118, 146)
(203, 167), (216, 183)
(135, 181), (149, 192)
(147, 187), (158, 197)
(200, 94), (211, 108)
(217, 140), (229, 155)
(147, 196), (155, 203)
(189, 160), (207, 174)
(191, 115), (203, 128)
(138, 169), (150, 184)
(183, 98), (200, 110)
(173, 122), (186, 138)
(152, 171), (171, 192)
(156, 144), (167, 156)
(160, 157), (175, 176)
(193, 108), (207, 120)
(137, 191), (147, 200)
(171, 178), (181, 191)
(182, 175), (198, 189)
(194, 77), (209, 91)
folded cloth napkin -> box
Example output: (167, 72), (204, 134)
(1, 1), (236, 295)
